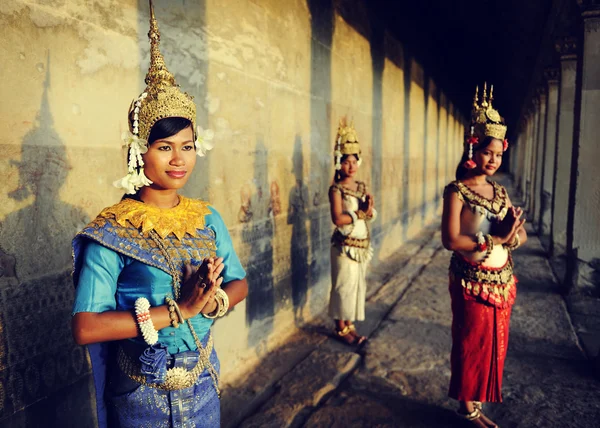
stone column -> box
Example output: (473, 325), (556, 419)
(551, 37), (577, 257)
(510, 125), (522, 187)
(540, 68), (560, 238)
(568, 2), (600, 293)
(516, 118), (528, 197)
(523, 109), (535, 209)
(533, 89), (547, 231)
(527, 98), (541, 219)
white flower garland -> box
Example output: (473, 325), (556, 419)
(135, 297), (158, 345)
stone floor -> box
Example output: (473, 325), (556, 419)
(233, 223), (600, 427)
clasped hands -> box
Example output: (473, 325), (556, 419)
(494, 206), (525, 245)
(178, 257), (224, 319)
(359, 193), (375, 218)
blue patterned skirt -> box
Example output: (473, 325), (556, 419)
(105, 335), (220, 428)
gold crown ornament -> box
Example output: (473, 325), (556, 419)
(114, 0), (214, 194)
(334, 118), (362, 170)
(463, 83), (508, 169)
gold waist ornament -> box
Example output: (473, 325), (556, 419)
(117, 334), (214, 391)
(450, 252), (516, 308)
(332, 230), (370, 249)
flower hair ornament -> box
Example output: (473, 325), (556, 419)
(463, 83), (508, 170)
(114, 0), (214, 194)
(334, 118), (362, 171)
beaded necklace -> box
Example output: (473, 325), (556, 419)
(149, 230), (221, 397)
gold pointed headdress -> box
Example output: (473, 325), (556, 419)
(130, 0), (196, 142)
(462, 83), (508, 169)
(334, 118), (361, 155)
(333, 118), (362, 170)
(470, 83), (507, 141)
(114, 0), (204, 194)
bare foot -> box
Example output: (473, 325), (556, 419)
(347, 323), (368, 345)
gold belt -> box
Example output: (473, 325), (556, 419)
(332, 231), (370, 249)
(450, 253), (513, 285)
(117, 334), (214, 391)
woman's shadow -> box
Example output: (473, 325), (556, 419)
(0, 53), (90, 421)
(288, 136), (310, 325)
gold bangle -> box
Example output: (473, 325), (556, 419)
(215, 288), (229, 317)
(504, 234), (520, 250)
(202, 298), (222, 319)
(165, 297), (185, 328)
(356, 210), (368, 220)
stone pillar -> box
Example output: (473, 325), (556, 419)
(533, 89), (547, 231)
(527, 98), (541, 219)
(523, 109), (535, 209)
(540, 68), (560, 238)
(569, 2), (600, 294)
(510, 126), (522, 187)
(516, 118), (528, 197)
(551, 37), (578, 257)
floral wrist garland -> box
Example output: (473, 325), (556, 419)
(135, 297), (158, 345)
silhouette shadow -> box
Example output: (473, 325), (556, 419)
(0, 53), (91, 424)
(307, 0), (334, 316)
(288, 136), (311, 325)
(369, 11), (385, 261)
(242, 138), (275, 349)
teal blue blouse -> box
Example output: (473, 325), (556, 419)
(72, 207), (245, 354)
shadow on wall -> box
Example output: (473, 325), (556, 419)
(0, 53), (92, 424)
(288, 136), (310, 325)
(369, 10), (384, 260)
(307, 0), (335, 317)
(242, 138), (275, 350)
(157, 0), (210, 201)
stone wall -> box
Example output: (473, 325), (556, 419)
(0, 0), (463, 425)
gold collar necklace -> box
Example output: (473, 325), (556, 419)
(102, 195), (212, 240)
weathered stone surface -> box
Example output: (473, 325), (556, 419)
(268, 204), (600, 427)
(222, 326), (326, 428)
(240, 349), (360, 428)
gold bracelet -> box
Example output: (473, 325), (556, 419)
(504, 234), (520, 250)
(165, 297), (184, 328)
(202, 298), (222, 319)
(165, 297), (185, 324)
(215, 288), (229, 317)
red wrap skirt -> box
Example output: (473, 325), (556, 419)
(448, 275), (513, 403)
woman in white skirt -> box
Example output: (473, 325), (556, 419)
(328, 119), (376, 345)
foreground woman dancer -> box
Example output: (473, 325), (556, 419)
(71, 2), (247, 426)
(442, 85), (526, 427)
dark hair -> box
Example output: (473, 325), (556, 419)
(121, 117), (193, 200)
(148, 117), (193, 144)
(334, 153), (360, 183)
(455, 136), (498, 180)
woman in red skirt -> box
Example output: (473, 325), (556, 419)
(441, 84), (527, 427)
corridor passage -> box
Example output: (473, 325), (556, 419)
(238, 183), (600, 428)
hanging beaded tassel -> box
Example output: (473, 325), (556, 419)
(464, 126), (478, 169)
